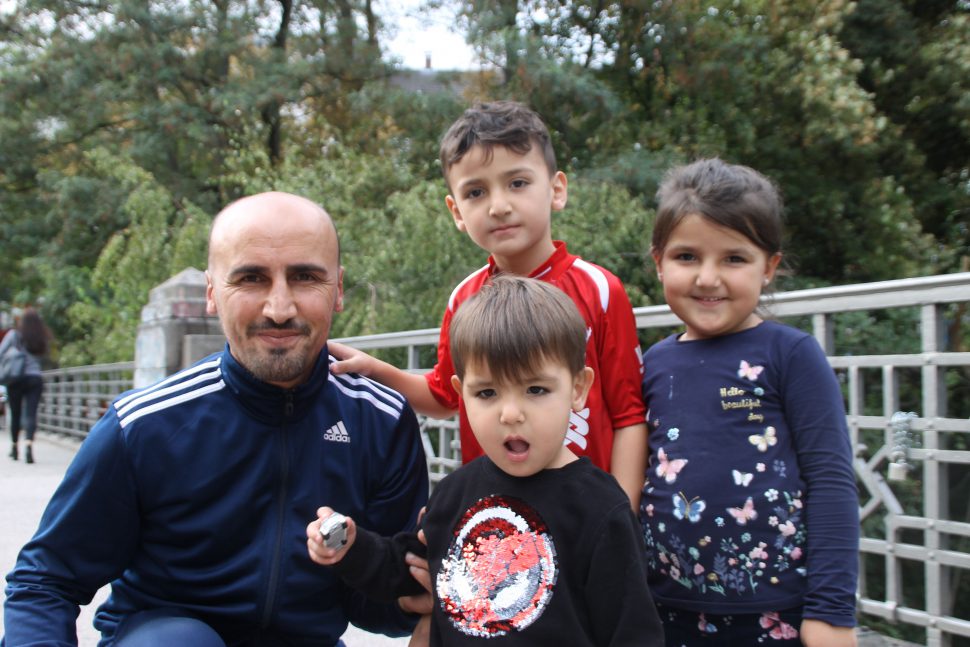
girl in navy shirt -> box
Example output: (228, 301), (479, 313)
(640, 158), (858, 646)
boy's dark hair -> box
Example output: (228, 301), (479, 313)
(439, 101), (558, 187)
(653, 158), (784, 256)
(449, 275), (586, 384)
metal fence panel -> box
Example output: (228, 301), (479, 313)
(37, 363), (135, 439)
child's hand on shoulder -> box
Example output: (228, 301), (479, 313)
(327, 341), (373, 376)
(800, 619), (856, 647)
(306, 506), (356, 566)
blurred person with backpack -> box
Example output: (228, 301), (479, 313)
(0, 307), (52, 464)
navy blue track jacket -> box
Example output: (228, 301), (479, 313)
(3, 346), (429, 646)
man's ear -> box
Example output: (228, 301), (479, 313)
(445, 195), (466, 232)
(205, 270), (218, 315)
(450, 375), (462, 396)
(335, 266), (345, 313)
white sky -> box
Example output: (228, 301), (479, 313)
(377, 1), (479, 71)
(0, 1), (479, 70)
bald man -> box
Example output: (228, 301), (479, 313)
(4, 192), (429, 646)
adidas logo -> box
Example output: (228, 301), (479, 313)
(323, 420), (351, 443)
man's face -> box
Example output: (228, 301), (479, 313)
(206, 194), (343, 389)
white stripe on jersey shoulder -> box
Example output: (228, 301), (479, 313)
(572, 258), (610, 312)
(115, 357), (221, 409)
(118, 380), (226, 430)
(116, 359), (223, 418)
(447, 264), (489, 311)
(328, 361), (405, 407)
(328, 368), (405, 420)
(115, 357), (224, 428)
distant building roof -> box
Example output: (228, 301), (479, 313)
(388, 66), (473, 94)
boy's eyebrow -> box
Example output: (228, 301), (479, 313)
(521, 372), (558, 382)
(453, 166), (539, 192)
(460, 377), (491, 391)
(499, 166), (539, 178)
(463, 372), (557, 388)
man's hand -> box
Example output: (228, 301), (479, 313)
(800, 619), (856, 647)
(306, 507), (357, 566)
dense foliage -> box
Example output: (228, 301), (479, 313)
(1, 0), (967, 365)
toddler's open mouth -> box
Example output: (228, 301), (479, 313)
(504, 438), (530, 459)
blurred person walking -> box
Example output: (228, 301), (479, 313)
(0, 308), (52, 464)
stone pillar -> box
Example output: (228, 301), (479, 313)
(134, 268), (225, 388)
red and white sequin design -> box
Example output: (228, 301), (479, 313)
(436, 495), (558, 638)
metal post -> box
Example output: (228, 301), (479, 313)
(921, 304), (947, 647)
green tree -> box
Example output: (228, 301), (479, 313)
(1, 0), (966, 366)
(58, 149), (209, 365)
(839, 0), (970, 261)
(452, 0), (959, 283)
(0, 0), (391, 321)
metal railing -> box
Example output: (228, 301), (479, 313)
(30, 272), (970, 646)
(330, 271), (970, 647)
(37, 362), (135, 439)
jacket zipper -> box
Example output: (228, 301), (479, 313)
(260, 392), (294, 629)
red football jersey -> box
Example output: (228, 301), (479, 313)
(426, 242), (646, 472)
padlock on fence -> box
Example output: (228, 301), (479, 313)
(887, 411), (917, 482)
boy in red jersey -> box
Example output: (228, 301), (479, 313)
(330, 101), (647, 508)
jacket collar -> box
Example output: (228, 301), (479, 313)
(219, 344), (330, 424)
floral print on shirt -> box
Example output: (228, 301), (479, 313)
(640, 356), (809, 602)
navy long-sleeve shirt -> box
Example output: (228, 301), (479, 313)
(639, 321), (858, 626)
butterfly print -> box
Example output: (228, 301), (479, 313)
(760, 611), (798, 640)
(748, 427), (777, 452)
(738, 360), (764, 381)
(726, 497), (758, 525)
(732, 469), (753, 487)
(673, 492), (706, 523)
(656, 447), (689, 484)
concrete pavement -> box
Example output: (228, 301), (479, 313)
(0, 433), (407, 646)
